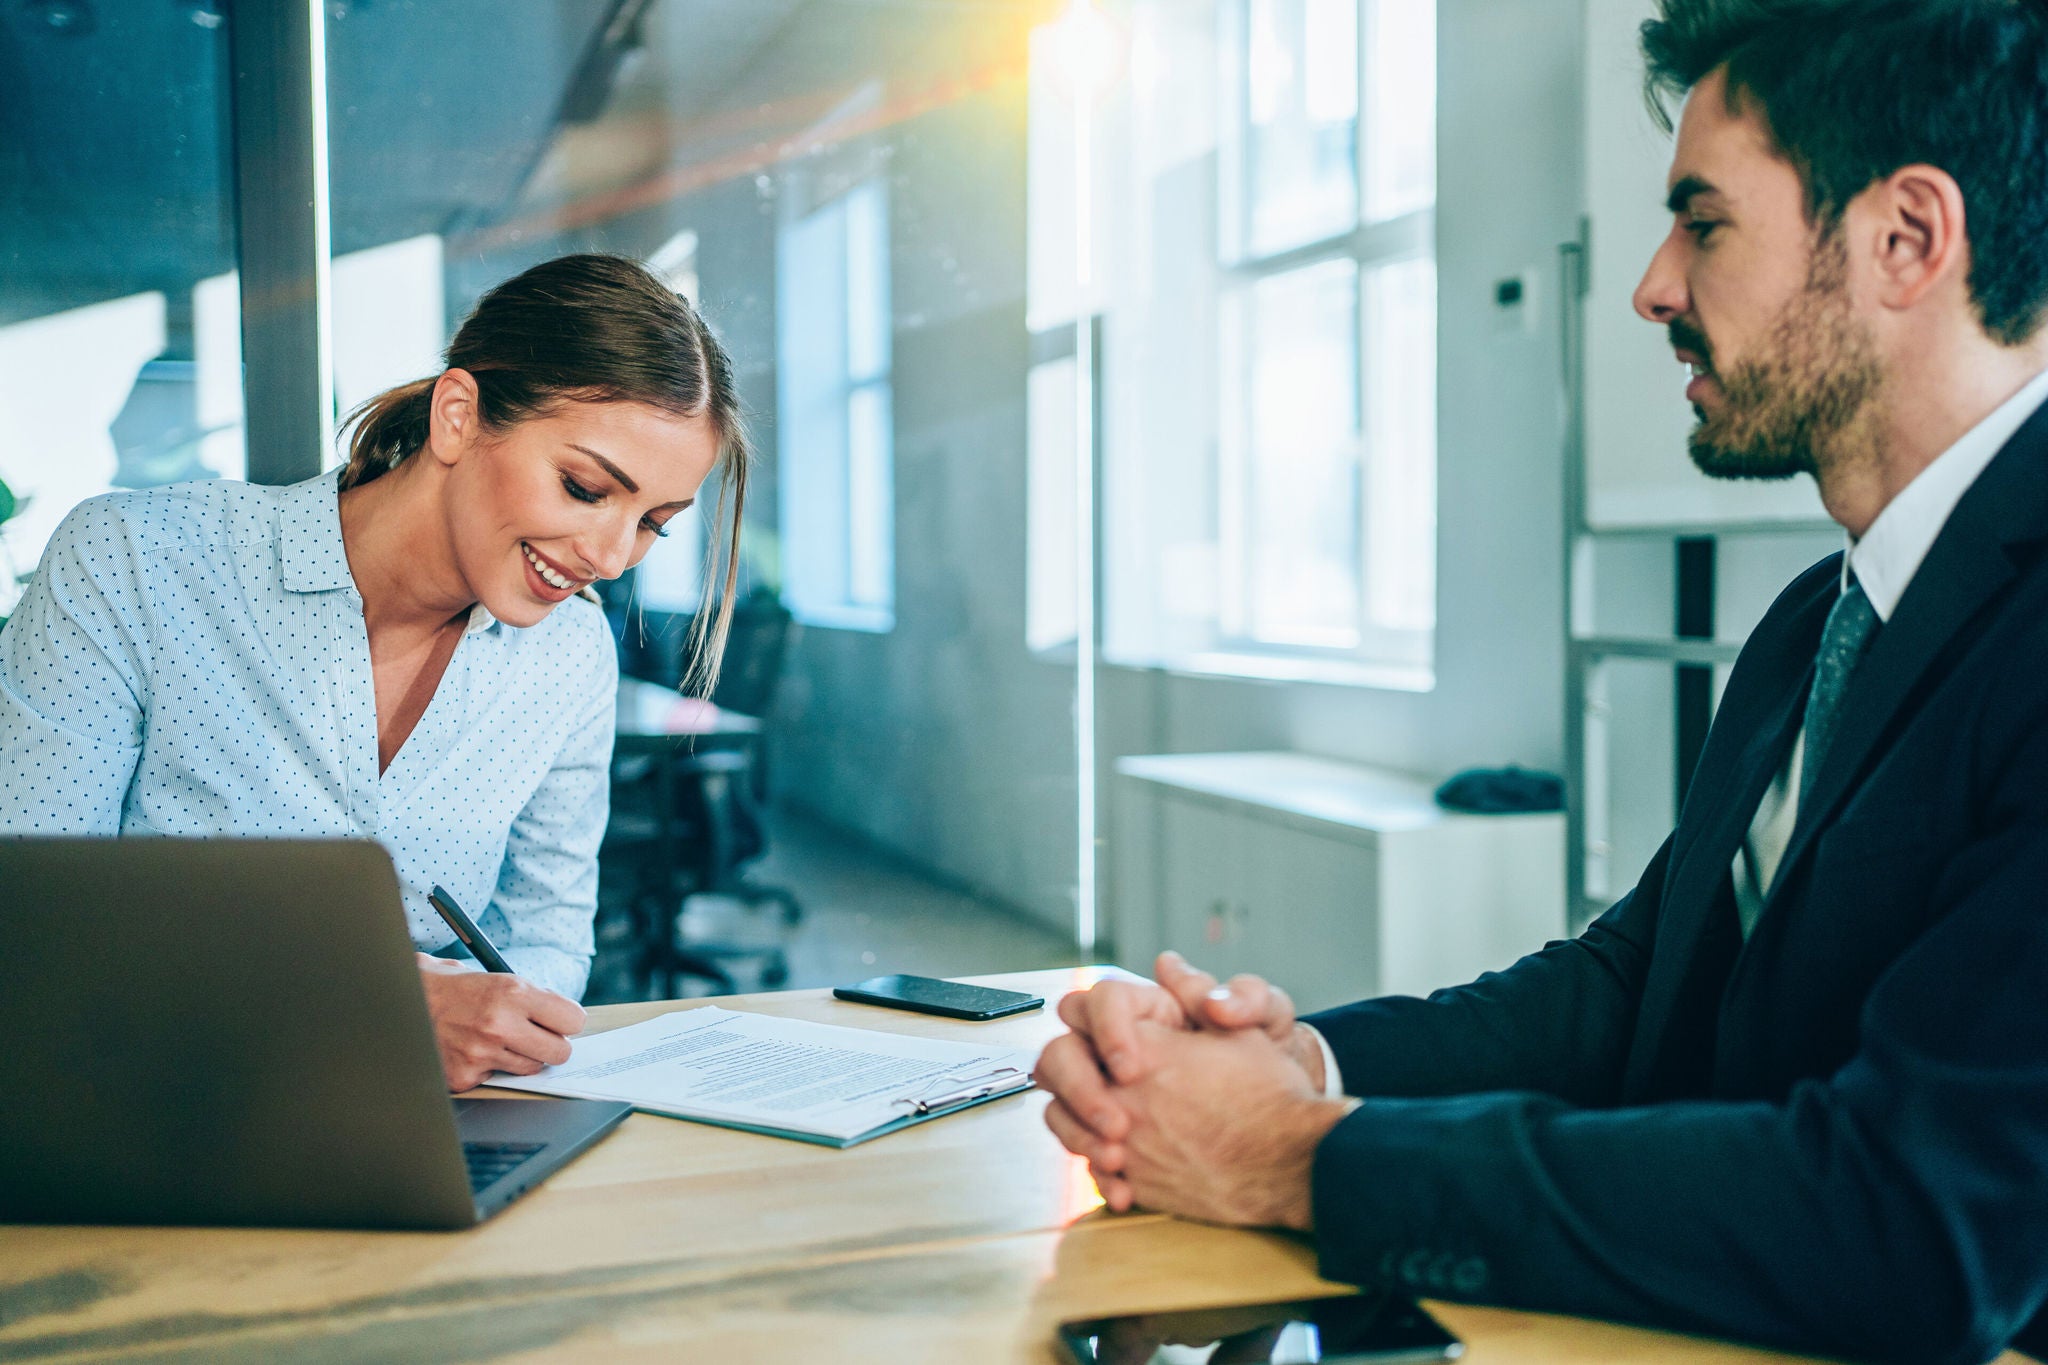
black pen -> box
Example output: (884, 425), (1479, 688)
(427, 885), (515, 974)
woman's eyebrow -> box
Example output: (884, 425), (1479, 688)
(566, 443), (639, 494)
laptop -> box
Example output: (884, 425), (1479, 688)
(0, 838), (630, 1230)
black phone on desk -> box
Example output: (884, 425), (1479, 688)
(1057, 1293), (1462, 1364)
(832, 974), (1044, 1020)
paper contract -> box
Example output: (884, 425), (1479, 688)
(486, 1006), (1038, 1146)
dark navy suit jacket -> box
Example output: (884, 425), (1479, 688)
(1305, 406), (2048, 1364)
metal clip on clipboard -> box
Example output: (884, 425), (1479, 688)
(890, 1066), (1032, 1116)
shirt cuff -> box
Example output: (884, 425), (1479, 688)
(1307, 1024), (1346, 1098)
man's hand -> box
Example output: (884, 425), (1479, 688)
(415, 954), (586, 1092)
(1036, 953), (1331, 1208)
(1099, 1021), (1348, 1229)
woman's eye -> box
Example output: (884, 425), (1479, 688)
(561, 475), (602, 505)
(642, 518), (671, 539)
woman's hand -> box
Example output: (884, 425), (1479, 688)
(415, 953), (587, 1092)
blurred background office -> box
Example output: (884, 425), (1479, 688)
(0, 0), (1840, 1007)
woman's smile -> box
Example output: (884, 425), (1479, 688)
(520, 541), (586, 600)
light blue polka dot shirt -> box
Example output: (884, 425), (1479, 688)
(0, 472), (615, 1000)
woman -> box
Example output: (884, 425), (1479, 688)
(0, 254), (748, 1091)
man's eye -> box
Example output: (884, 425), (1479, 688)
(1685, 219), (1721, 242)
(561, 475), (602, 505)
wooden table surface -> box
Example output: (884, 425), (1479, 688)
(0, 968), (2031, 1363)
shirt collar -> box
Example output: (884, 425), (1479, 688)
(1848, 364), (2048, 621)
(275, 469), (501, 635)
(278, 471), (354, 594)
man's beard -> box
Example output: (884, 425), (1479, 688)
(1681, 233), (1883, 482)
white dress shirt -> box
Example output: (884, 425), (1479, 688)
(0, 472), (618, 998)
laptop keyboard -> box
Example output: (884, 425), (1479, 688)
(463, 1141), (545, 1192)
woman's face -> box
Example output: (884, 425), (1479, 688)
(438, 386), (721, 629)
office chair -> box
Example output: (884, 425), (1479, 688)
(597, 585), (803, 998)
(674, 586), (802, 927)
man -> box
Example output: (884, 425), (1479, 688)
(1034, 2), (2048, 1361)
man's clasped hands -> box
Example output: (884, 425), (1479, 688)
(1031, 951), (1357, 1231)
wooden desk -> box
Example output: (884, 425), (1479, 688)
(0, 969), (2031, 1363)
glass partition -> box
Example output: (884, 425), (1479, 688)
(324, 0), (1090, 1000)
(0, 1), (244, 617)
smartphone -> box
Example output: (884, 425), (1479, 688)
(832, 974), (1045, 1021)
(1057, 1293), (1462, 1364)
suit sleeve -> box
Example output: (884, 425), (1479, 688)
(1304, 834), (1667, 1108)
(1306, 739), (2048, 1365)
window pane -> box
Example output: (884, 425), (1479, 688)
(1244, 0), (1358, 256)
(0, 5), (244, 602)
(846, 382), (893, 613)
(778, 195), (854, 622)
(1363, 0), (1435, 222)
(1363, 255), (1435, 631)
(1242, 257), (1360, 648)
(1027, 356), (1080, 652)
(845, 183), (890, 384)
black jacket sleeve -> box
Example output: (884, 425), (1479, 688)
(1305, 744), (2048, 1365)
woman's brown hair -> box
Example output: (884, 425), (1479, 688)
(339, 253), (750, 697)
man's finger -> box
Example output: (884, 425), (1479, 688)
(1154, 951), (1225, 1027)
(1084, 981), (1174, 1084)
(1044, 1097), (1124, 1170)
(1199, 974), (1296, 1040)
(1057, 988), (1099, 1036)
(1091, 1161), (1137, 1213)
(1033, 1034), (1129, 1139)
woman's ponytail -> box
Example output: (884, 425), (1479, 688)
(338, 378), (435, 492)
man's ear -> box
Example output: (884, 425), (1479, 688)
(425, 368), (481, 468)
(1861, 163), (1969, 313)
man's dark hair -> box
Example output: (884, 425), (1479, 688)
(1641, 0), (2048, 344)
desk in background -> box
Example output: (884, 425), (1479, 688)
(0, 969), (2032, 1363)
(607, 677), (794, 995)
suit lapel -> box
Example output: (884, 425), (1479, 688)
(1620, 568), (1832, 1100)
(1769, 404), (2048, 896)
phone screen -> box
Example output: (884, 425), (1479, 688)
(1058, 1294), (1462, 1364)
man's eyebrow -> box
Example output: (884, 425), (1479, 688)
(567, 443), (639, 494)
(1666, 174), (1722, 215)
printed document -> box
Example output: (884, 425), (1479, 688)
(487, 1006), (1037, 1146)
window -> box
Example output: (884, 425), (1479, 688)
(777, 179), (894, 632)
(1216, 0), (1437, 676)
(1046, 0), (1437, 688)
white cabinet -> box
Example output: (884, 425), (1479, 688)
(1112, 752), (1565, 1014)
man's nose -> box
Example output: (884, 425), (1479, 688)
(1633, 231), (1689, 324)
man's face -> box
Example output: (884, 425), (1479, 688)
(1633, 68), (1883, 480)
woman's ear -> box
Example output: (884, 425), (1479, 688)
(425, 369), (482, 468)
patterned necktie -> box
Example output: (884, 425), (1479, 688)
(1800, 576), (1880, 808)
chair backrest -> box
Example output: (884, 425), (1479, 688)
(704, 586), (793, 716)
